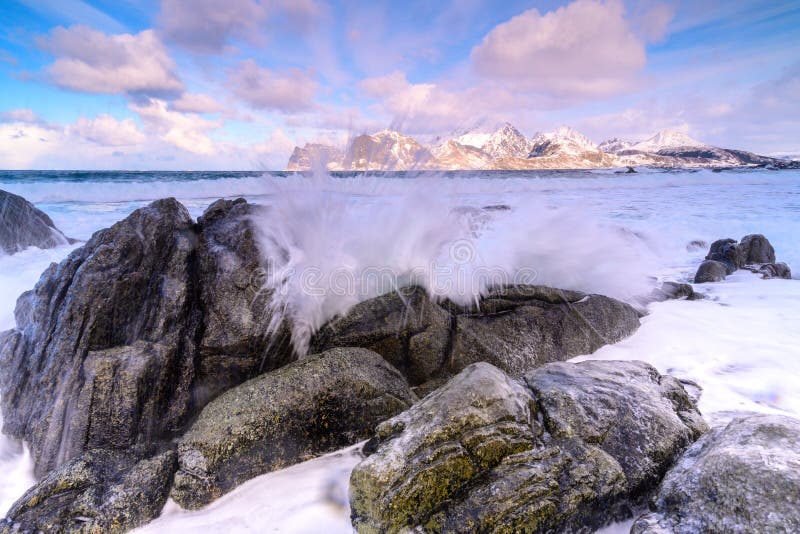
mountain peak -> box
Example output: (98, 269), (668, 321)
(633, 129), (705, 151)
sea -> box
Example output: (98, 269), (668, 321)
(1, 168), (799, 532)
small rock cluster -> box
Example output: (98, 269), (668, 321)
(694, 234), (792, 282)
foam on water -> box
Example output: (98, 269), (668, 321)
(1, 168), (799, 528)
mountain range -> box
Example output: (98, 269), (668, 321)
(286, 123), (798, 171)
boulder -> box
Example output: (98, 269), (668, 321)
(0, 189), (71, 255)
(650, 281), (703, 302)
(448, 286), (642, 377)
(632, 414), (800, 533)
(350, 360), (706, 533)
(0, 198), (287, 477)
(705, 238), (740, 269)
(748, 261), (792, 279)
(312, 285), (641, 385)
(694, 259), (728, 283)
(171, 347), (416, 510)
(310, 286), (451, 386)
(0, 449), (176, 534)
(737, 233), (776, 265)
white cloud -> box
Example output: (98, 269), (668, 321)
(0, 123), (64, 168)
(471, 0), (648, 97)
(41, 26), (183, 96)
(171, 93), (224, 113)
(130, 98), (222, 154)
(229, 60), (318, 113)
(70, 114), (146, 146)
(0, 109), (41, 123)
(159, 0), (266, 53)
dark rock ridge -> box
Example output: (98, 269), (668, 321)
(171, 347), (416, 510)
(0, 189), (71, 254)
(0, 449), (176, 534)
(632, 413), (800, 533)
(349, 360), (707, 533)
(311, 285), (641, 387)
(695, 234), (791, 282)
(0, 197), (291, 477)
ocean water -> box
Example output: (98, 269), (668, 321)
(1, 168), (799, 531)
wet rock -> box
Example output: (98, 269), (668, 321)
(310, 286), (451, 386)
(0, 189), (71, 255)
(694, 260), (729, 283)
(0, 198), (286, 477)
(686, 240), (707, 252)
(350, 360), (706, 533)
(737, 233), (776, 265)
(632, 414), (800, 533)
(752, 261), (792, 279)
(194, 198), (293, 405)
(0, 449), (176, 534)
(650, 281), (703, 301)
(312, 285), (641, 384)
(448, 286), (642, 377)
(171, 347), (416, 510)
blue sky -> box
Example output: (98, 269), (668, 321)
(1, 0), (798, 169)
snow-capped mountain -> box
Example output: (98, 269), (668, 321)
(287, 143), (344, 171)
(286, 125), (798, 171)
(597, 138), (634, 154)
(342, 130), (434, 171)
(431, 139), (494, 170)
(631, 129), (706, 152)
(529, 126), (599, 157)
(481, 123), (533, 159)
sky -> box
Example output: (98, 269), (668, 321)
(0, 0), (798, 170)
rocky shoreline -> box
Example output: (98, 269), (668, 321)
(0, 194), (798, 533)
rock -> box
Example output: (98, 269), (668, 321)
(0, 189), (71, 255)
(312, 285), (641, 385)
(704, 239), (738, 273)
(171, 347), (416, 510)
(737, 233), (776, 265)
(694, 259), (729, 283)
(632, 414), (800, 533)
(0, 198), (286, 477)
(686, 239), (707, 252)
(310, 286), (451, 386)
(0, 449), (176, 534)
(194, 198), (293, 405)
(650, 281), (703, 301)
(448, 286), (642, 377)
(350, 360), (706, 533)
(753, 261), (792, 279)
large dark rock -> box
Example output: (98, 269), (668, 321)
(694, 259), (729, 283)
(0, 189), (70, 255)
(737, 233), (776, 265)
(349, 360), (707, 533)
(171, 347), (416, 510)
(752, 261), (792, 279)
(0, 198), (287, 477)
(310, 286), (451, 386)
(448, 286), (642, 377)
(0, 449), (176, 534)
(632, 414), (800, 533)
(312, 285), (641, 385)
(704, 238), (738, 272)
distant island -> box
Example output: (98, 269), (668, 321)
(287, 124), (799, 171)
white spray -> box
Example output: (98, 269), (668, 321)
(252, 171), (658, 356)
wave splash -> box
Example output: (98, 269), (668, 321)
(252, 172), (658, 356)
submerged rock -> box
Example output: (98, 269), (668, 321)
(312, 285), (641, 385)
(632, 414), (800, 533)
(745, 261), (792, 279)
(0, 198), (287, 477)
(650, 281), (703, 301)
(694, 259), (729, 283)
(0, 189), (71, 255)
(0, 449), (176, 534)
(350, 360), (706, 533)
(171, 347), (416, 510)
